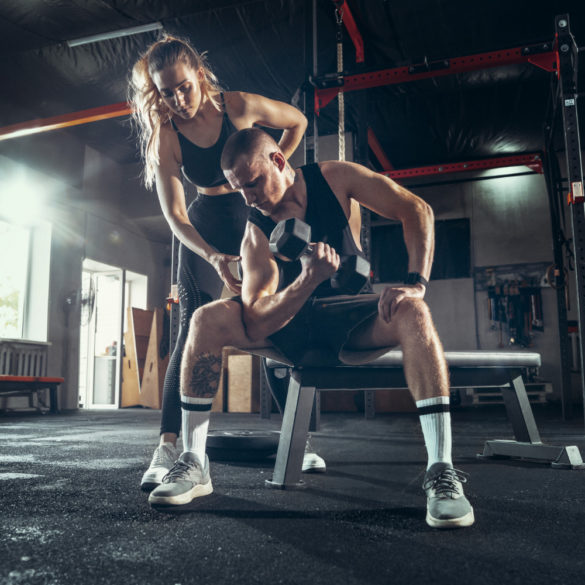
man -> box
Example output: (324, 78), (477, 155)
(148, 128), (474, 529)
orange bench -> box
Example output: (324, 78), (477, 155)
(0, 375), (63, 413)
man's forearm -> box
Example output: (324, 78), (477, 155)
(242, 272), (317, 341)
(403, 200), (435, 280)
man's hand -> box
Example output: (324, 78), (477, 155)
(378, 283), (426, 323)
(300, 242), (340, 287)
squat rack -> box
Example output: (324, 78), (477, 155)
(305, 3), (584, 422)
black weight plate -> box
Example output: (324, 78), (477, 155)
(207, 430), (280, 461)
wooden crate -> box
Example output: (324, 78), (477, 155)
(226, 349), (261, 413)
(462, 383), (553, 406)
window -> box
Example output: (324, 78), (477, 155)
(0, 220), (31, 338)
(371, 218), (471, 283)
(0, 218), (51, 341)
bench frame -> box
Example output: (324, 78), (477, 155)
(0, 376), (62, 413)
(258, 350), (585, 489)
(0, 339), (62, 413)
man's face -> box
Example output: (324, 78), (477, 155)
(225, 153), (285, 215)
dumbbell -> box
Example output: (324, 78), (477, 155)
(269, 217), (370, 294)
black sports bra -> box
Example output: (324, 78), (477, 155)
(170, 93), (238, 188)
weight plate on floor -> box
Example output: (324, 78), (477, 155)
(207, 430), (280, 461)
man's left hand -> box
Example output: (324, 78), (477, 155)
(378, 284), (426, 323)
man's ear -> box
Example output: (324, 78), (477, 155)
(269, 151), (286, 172)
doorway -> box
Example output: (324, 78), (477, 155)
(78, 259), (147, 409)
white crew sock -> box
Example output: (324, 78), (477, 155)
(416, 396), (453, 470)
(181, 396), (214, 463)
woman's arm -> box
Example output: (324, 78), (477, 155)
(225, 92), (307, 159)
(154, 124), (242, 290)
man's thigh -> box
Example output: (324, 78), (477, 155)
(343, 311), (402, 350)
(197, 297), (274, 351)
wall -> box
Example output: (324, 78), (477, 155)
(284, 134), (560, 397)
(396, 170), (559, 396)
(0, 146), (170, 412)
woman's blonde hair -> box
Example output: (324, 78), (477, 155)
(129, 35), (223, 189)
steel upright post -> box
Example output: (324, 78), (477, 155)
(304, 0), (318, 164)
(556, 14), (585, 423)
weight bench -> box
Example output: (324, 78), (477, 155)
(254, 349), (585, 489)
(0, 375), (62, 413)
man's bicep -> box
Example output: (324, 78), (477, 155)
(240, 224), (280, 305)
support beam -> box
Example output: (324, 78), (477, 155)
(367, 128), (394, 171)
(0, 102), (132, 142)
(314, 43), (557, 113)
(381, 153), (543, 180)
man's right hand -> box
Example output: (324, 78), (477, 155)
(300, 242), (340, 287)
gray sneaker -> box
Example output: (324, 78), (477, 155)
(423, 462), (475, 529)
(141, 443), (178, 491)
(148, 451), (213, 506)
(302, 437), (326, 473)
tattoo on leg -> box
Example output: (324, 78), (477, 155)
(187, 352), (222, 398)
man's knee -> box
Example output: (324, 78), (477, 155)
(190, 299), (243, 344)
(395, 298), (435, 335)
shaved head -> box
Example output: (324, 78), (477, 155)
(221, 128), (280, 172)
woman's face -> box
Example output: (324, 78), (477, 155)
(152, 61), (204, 119)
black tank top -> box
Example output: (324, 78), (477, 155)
(170, 93), (238, 188)
(248, 163), (372, 297)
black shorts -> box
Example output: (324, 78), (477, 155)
(233, 294), (386, 367)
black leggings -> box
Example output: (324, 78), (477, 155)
(159, 192), (248, 436)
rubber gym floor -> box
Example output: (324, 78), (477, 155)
(1, 405), (584, 585)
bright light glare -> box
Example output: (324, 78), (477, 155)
(0, 171), (47, 225)
(0, 220), (30, 338)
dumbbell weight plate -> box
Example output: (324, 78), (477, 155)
(268, 217), (312, 260)
(207, 429), (280, 461)
(331, 255), (371, 294)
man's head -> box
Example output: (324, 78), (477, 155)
(221, 128), (291, 215)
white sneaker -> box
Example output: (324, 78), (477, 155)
(423, 463), (475, 529)
(302, 437), (326, 473)
(148, 452), (213, 506)
(141, 443), (178, 491)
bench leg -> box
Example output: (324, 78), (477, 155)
(49, 384), (60, 414)
(309, 392), (320, 432)
(501, 374), (542, 443)
(266, 374), (315, 489)
(479, 374), (585, 469)
(364, 390), (375, 419)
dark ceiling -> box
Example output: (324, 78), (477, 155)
(0, 0), (583, 189)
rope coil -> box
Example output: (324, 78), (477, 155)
(336, 3), (345, 161)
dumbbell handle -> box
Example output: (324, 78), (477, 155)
(269, 218), (369, 293)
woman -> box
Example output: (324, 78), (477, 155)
(129, 36), (320, 490)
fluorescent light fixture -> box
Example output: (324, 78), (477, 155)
(67, 22), (163, 48)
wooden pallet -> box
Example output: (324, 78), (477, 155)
(462, 383), (552, 405)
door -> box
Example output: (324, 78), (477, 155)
(79, 261), (125, 409)
(79, 261), (148, 409)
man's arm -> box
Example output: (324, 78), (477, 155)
(321, 160), (435, 321)
(239, 222), (339, 342)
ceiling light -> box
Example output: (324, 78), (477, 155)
(67, 22), (163, 48)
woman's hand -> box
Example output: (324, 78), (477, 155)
(209, 252), (243, 294)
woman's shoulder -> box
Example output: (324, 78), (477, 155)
(222, 90), (264, 117)
(158, 118), (178, 143)
(157, 119), (181, 161)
